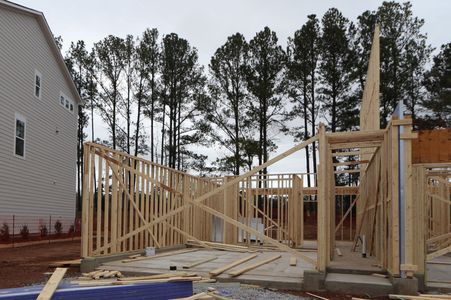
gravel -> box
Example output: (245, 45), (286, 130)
(193, 283), (308, 299)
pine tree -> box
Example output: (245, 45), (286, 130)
(287, 15), (320, 186)
(93, 35), (127, 150)
(246, 27), (286, 174)
(65, 40), (89, 214)
(159, 33), (207, 171)
(205, 33), (251, 175)
(421, 43), (451, 128)
(318, 8), (356, 132)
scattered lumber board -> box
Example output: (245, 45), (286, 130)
(289, 257), (297, 266)
(117, 272), (196, 281)
(420, 294), (451, 299)
(121, 248), (199, 263)
(209, 254), (257, 277)
(183, 257), (217, 269)
(174, 292), (215, 300)
(335, 248), (343, 256)
(427, 260), (451, 265)
(81, 269), (123, 280)
(306, 292), (329, 300)
(113, 276), (202, 285)
(49, 259), (81, 267)
(36, 267), (67, 300)
(228, 254), (281, 277)
(187, 240), (252, 252)
(389, 294), (450, 300)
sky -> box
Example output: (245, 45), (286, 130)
(15, 0), (451, 174)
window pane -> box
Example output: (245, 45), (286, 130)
(70, 103), (74, 111)
(16, 119), (25, 139)
(35, 75), (40, 87)
(65, 99), (69, 109)
(15, 138), (24, 156)
(60, 96), (64, 105)
(35, 86), (40, 98)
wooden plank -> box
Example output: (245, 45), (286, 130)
(183, 257), (217, 269)
(306, 292), (329, 300)
(332, 151), (363, 157)
(228, 255), (281, 277)
(209, 254), (258, 277)
(317, 123), (328, 272)
(289, 257), (297, 266)
(121, 248), (199, 263)
(81, 145), (90, 257)
(426, 244), (451, 261)
(36, 267), (67, 300)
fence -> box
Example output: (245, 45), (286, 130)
(0, 215), (81, 246)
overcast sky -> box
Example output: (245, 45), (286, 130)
(15, 0), (451, 174)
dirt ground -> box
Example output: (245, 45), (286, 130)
(0, 240), (81, 289)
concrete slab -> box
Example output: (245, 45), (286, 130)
(100, 248), (315, 290)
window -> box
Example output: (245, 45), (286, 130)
(34, 70), (41, 99)
(60, 92), (74, 114)
(14, 114), (26, 158)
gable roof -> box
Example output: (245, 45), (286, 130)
(0, 0), (82, 104)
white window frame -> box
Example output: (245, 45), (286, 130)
(60, 92), (74, 114)
(14, 113), (26, 159)
(34, 70), (42, 99)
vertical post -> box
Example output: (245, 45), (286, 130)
(317, 123), (328, 272)
(401, 119), (416, 278)
(223, 176), (238, 244)
(12, 214), (15, 248)
(81, 144), (90, 257)
(49, 215), (52, 244)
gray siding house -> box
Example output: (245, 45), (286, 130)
(0, 1), (81, 232)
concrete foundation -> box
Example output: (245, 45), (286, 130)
(325, 273), (393, 297)
(392, 277), (418, 295)
(81, 250), (145, 273)
(415, 273), (425, 292)
(303, 270), (326, 291)
(81, 244), (186, 273)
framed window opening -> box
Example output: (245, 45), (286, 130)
(14, 113), (26, 158)
(60, 92), (74, 114)
(34, 70), (42, 99)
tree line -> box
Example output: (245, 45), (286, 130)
(63, 1), (451, 210)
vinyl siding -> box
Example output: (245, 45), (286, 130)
(0, 7), (78, 225)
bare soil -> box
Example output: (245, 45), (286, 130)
(0, 240), (81, 289)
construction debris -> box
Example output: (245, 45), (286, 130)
(81, 269), (123, 280)
(228, 255), (281, 277)
(36, 267), (67, 300)
(209, 254), (258, 277)
(187, 240), (254, 253)
(183, 256), (218, 269)
(306, 292), (329, 300)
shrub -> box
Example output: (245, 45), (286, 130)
(0, 223), (10, 241)
(68, 224), (75, 235)
(39, 224), (48, 237)
(20, 224), (29, 240)
(54, 220), (63, 236)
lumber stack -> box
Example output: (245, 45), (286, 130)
(72, 270), (214, 287)
(81, 269), (123, 280)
